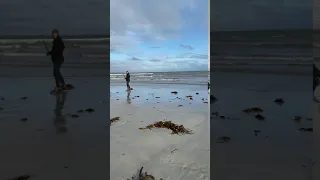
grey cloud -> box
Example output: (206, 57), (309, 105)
(177, 53), (208, 59)
(180, 44), (194, 50)
(211, 0), (312, 30)
(130, 57), (142, 61)
(149, 59), (161, 62)
(0, 0), (109, 35)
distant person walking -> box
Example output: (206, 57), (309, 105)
(124, 71), (131, 91)
(46, 29), (66, 90)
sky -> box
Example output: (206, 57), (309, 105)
(0, 0), (109, 35)
(211, 0), (312, 31)
(110, 0), (208, 73)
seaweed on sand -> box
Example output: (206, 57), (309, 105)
(127, 167), (162, 180)
(110, 116), (120, 125)
(139, 121), (193, 135)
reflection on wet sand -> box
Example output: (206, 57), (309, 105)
(53, 91), (68, 133)
(126, 90), (131, 104)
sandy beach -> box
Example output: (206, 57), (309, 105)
(110, 77), (210, 180)
(210, 31), (313, 180)
(210, 70), (312, 180)
(0, 38), (110, 180)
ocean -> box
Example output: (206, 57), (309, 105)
(110, 71), (209, 85)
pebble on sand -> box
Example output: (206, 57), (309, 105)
(298, 128), (313, 132)
(255, 114), (265, 120)
(216, 136), (231, 143)
(8, 175), (31, 180)
(69, 114), (79, 118)
(85, 108), (95, 113)
(171, 91), (178, 94)
(293, 116), (302, 121)
(20, 96), (28, 100)
(242, 107), (264, 113)
(274, 98), (284, 105)
(20, 118), (28, 122)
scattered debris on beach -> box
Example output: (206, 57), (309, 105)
(253, 129), (261, 136)
(255, 114), (265, 120)
(196, 92), (199, 95)
(69, 114), (79, 118)
(110, 116), (120, 125)
(177, 105), (183, 107)
(85, 108), (95, 113)
(20, 118), (28, 122)
(171, 91), (178, 94)
(306, 117), (313, 121)
(293, 116), (302, 122)
(8, 174), (31, 180)
(127, 167), (160, 180)
(155, 97), (160, 98)
(20, 96), (28, 100)
(77, 109), (84, 113)
(242, 107), (264, 114)
(139, 121), (193, 135)
(298, 128), (313, 132)
(274, 98), (284, 105)
(216, 136), (231, 143)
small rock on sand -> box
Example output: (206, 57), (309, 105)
(20, 96), (28, 100)
(298, 128), (313, 132)
(216, 136), (231, 143)
(255, 114), (265, 120)
(171, 91), (178, 94)
(20, 118), (28, 122)
(8, 175), (31, 180)
(85, 108), (95, 113)
(274, 98), (284, 105)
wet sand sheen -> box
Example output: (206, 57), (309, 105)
(0, 77), (109, 180)
(110, 83), (209, 180)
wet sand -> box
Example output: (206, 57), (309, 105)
(110, 83), (209, 180)
(210, 70), (312, 180)
(0, 67), (109, 178)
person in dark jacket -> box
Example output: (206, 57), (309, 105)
(124, 71), (131, 90)
(46, 29), (66, 90)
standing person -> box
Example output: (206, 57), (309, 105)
(124, 71), (131, 91)
(46, 29), (66, 91)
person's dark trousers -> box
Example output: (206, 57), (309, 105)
(53, 63), (65, 87)
(126, 80), (130, 90)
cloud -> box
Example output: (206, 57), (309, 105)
(0, 0), (109, 35)
(110, 0), (197, 53)
(149, 59), (162, 62)
(110, 0), (208, 72)
(130, 57), (141, 61)
(177, 53), (208, 59)
(180, 44), (194, 50)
